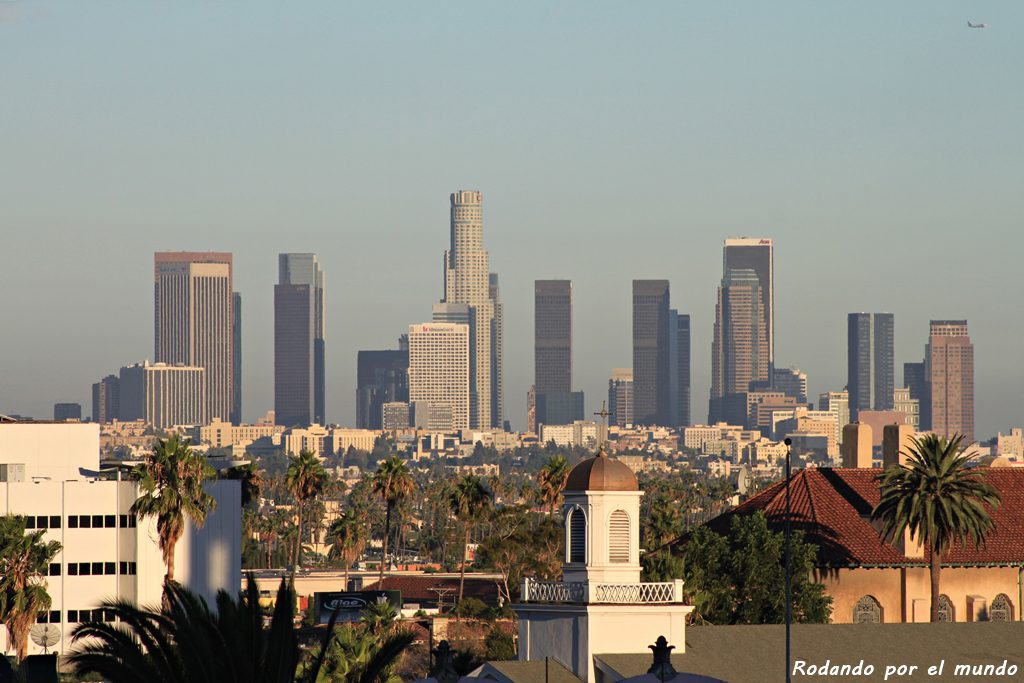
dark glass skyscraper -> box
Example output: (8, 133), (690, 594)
(274, 253), (325, 427)
(847, 312), (895, 419)
(535, 280), (572, 394)
(632, 280), (670, 425)
(676, 313), (691, 426)
(356, 348), (409, 430)
(710, 268), (767, 424)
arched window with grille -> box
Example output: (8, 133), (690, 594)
(990, 594), (1013, 622)
(609, 510), (630, 563)
(852, 595), (883, 623)
(567, 508), (586, 563)
(938, 595), (955, 622)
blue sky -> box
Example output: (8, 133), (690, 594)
(2, 2), (1022, 436)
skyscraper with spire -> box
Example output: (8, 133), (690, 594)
(442, 190), (502, 429)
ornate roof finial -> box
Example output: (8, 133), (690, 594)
(647, 635), (678, 681)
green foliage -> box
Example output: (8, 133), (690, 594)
(68, 575), (332, 683)
(536, 455), (570, 514)
(452, 597), (490, 619)
(449, 474), (493, 602)
(131, 435), (216, 586)
(286, 449), (329, 575)
(680, 512), (831, 624)
(303, 623), (412, 683)
(0, 515), (62, 661)
(360, 599), (398, 635)
(373, 457), (415, 584)
(484, 629), (516, 661)
(223, 462), (262, 507)
(872, 433), (1001, 621)
(474, 507), (563, 602)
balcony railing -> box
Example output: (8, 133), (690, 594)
(520, 578), (685, 604)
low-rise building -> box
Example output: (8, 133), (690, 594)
(0, 420), (240, 658)
(540, 420), (599, 449)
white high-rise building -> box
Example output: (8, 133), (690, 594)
(0, 419), (240, 658)
(119, 361), (207, 429)
(408, 322), (470, 430)
(154, 252), (234, 424)
(442, 191), (501, 428)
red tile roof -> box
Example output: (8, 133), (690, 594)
(706, 467), (1024, 567)
(363, 575), (502, 606)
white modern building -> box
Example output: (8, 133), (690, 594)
(510, 449), (693, 682)
(539, 420), (600, 449)
(0, 420), (240, 658)
(119, 361), (207, 429)
(408, 322), (470, 430)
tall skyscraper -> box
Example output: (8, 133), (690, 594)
(925, 320), (974, 442)
(608, 368), (634, 428)
(847, 312), (895, 419)
(356, 346), (409, 430)
(442, 190), (499, 428)
(848, 313), (872, 419)
(274, 254), (325, 427)
(676, 313), (691, 427)
(874, 313), (895, 410)
(154, 252), (234, 424)
(710, 268), (767, 424)
(408, 322), (470, 430)
(723, 238), (774, 373)
(232, 292), (242, 424)
(489, 273), (505, 430)
(632, 280), (670, 425)
(535, 280), (572, 394)
(91, 375), (120, 425)
(534, 279), (581, 427)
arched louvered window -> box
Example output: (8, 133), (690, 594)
(609, 510), (630, 563)
(568, 508), (586, 563)
(938, 595), (954, 622)
(990, 594), (1013, 622)
(852, 595), (882, 624)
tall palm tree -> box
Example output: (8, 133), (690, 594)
(372, 456), (414, 586)
(448, 475), (493, 605)
(131, 435), (216, 591)
(536, 455), (570, 514)
(0, 516), (62, 662)
(69, 575), (336, 683)
(872, 433), (1001, 622)
(326, 508), (367, 588)
(286, 449), (328, 579)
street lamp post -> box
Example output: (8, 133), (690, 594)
(784, 437), (792, 683)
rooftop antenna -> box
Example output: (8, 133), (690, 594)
(593, 401), (612, 449)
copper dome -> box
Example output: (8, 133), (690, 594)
(564, 448), (639, 492)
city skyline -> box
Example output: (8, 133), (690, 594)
(4, 3), (1023, 437)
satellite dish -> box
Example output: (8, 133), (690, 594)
(29, 623), (61, 652)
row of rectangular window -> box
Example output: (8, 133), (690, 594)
(45, 561), (137, 576)
(38, 609), (116, 624)
(23, 514), (137, 530)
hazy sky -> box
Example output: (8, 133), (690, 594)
(2, 2), (1022, 437)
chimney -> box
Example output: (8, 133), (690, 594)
(841, 423), (873, 468)
(882, 424), (915, 469)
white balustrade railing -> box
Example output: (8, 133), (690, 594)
(521, 578), (685, 604)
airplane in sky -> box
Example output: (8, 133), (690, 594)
(967, 21), (988, 28)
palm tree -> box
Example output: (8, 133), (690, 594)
(69, 575), (336, 683)
(286, 449), (328, 579)
(536, 455), (570, 514)
(131, 435), (216, 591)
(0, 516), (62, 662)
(448, 475), (493, 605)
(872, 433), (1001, 622)
(372, 456), (414, 586)
(302, 621), (412, 683)
(360, 598), (399, 635)
(224, 462), (263, 507)
(326, 508), (367, 588)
